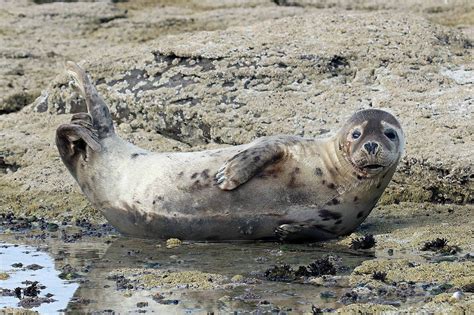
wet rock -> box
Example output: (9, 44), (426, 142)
(22, 282), (40, 297)
(319, 291), (336, 299)
(18, 296), (56, 309)
(0, 273), (9, 280)
(46, 223), (59, 232)
(0, 308), (39, 315)
(264, 264), (295, 282)
(58, 264), (81, 280)
(25, 264), (44, 271)
(106, 274), (134, 290)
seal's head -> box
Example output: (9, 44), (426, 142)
(338, 109), (405, 177)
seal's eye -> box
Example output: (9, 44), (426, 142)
(384, 130), (397, 140)
(352, 130), (361, 140)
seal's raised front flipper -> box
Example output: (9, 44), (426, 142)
(215, 135), (301, 190)
(66, 61), (115, 139)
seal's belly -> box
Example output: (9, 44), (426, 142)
(93, 148), (380, 240)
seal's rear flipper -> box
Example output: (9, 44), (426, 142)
(275, 223), (335, 242)
(66, 61), (115, 139)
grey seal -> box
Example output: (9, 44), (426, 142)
(56, 62), (405, 241)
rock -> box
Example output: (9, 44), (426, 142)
(0, 272), (9, 280)
(231, 274), (244, 282)
(165, 238), (182, 249)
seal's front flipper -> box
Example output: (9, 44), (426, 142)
(66, 61), (115, 138)
(275, 223), (335, 242)
(215, 135), (300, 190)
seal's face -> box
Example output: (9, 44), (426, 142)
(340, 109), (404, 177)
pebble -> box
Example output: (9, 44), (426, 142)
(452, 291), (463, 300)
(165, 238), (182, 249)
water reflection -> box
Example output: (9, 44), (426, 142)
(67, 238), (373, 313)
(0, 236), (375, 313)
(0, 243), (79, 313)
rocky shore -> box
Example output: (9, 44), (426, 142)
(0, 0), (472, 313)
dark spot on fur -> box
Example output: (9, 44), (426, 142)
(353, 196), (359, 202)
(334, 220), (342, 225)
(153, 196), (164, 205)
(241, 155), (248, 160)
(376, 182), (382, 189)
(319, 209), (342, 220)
(177, 171), (184, 177)
(314, 168), (323, 176)
(327, 183), (336, 189)
(322, 180), (326, 185)
(201, 169), (210, 179)
(288, 167), (302, 188)
(288, 191), (309, 203)
(357, 211), (364, 218)
(191, 172), (198, 179)
(328, 198), (340, 205)
(131, 152), (147, 159)
(357, 174), (363, 180)
(254, 156), (260, 162)
(190, 179), (211, 191)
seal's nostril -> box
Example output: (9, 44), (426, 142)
(364, 142), (378, 155)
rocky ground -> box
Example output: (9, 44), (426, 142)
(0, 0), (473, 313)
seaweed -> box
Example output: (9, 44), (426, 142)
(421, 238), (458, 254)
(264, 255), (338, 282)
(300, 256), (337, 277)
(350, 234), (376, 250)
(372, 271), (387, 282)
(421, 238), (448, 251)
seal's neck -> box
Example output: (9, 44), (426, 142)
(323, 135), (359, 181)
